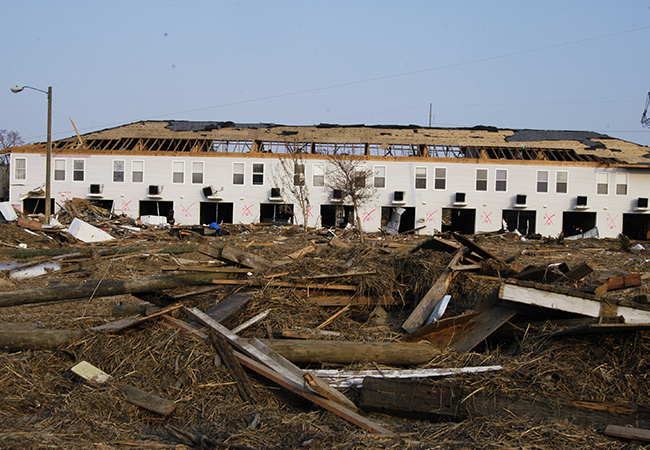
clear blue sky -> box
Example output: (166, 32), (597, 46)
(3, 1), (650, 147)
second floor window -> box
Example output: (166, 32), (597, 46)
(14, 158), (26, 180)
(192, 162), (204, 184)
(113, 160), (125, 182)
(73, 160), (85, 181)
(374, 166), (386, 188)
(54, 159), (65, 181)
(476, 169), (488, 191)
(233, 163), (244, 185)
(536, 170), (548, 193)
(434, 167), (446, 190)
(172, 161), (184, 183)
(556, 171), (568, 193)
(495, 169), (507, 192)
(132, 161), (144, 183)
(294, 163), (305, 186)
(415, 167), (427, 189)
(616, 173), (628, 195)
(252, 163), (264, 185)
(597, 172), (609, 195)
(313, 164), (324, 187)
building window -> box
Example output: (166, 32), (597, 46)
(132, 160), (144, 183)
(434, 167), (446, 190)
(556, 171), (568, 193)
(14, 158), (26, 180)
(616, 173), (628, 195)
(172, 161), (184, 183)
(294, 163), (305, 186)
(374, 166), (386, 188)
(415, 167), (427, 189)
(54, 159), (66, 181)
(495, 169), (507, 192)
(73, 159), (85, 181)
(313, 164), (324, 187)
(192, 161), (204, 184)
(113, 160), (125, 182)
(596, 172), (609, 195)
(354, 169), (366, 188)
(536, 170), (548, 193)
(233, 163), (244, 185)
(252, 163), (264, 185)
(476, 169), (488, 191)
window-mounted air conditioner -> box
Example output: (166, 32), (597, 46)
(575, 196), (589, 209)
(514, 194), (527, 208)
(635, 197), (649, 211)
(88, 184), (104, 198)
(203, 186), (222, 200)
(268, 188), (282, 201)
(453, 192), (467, 207)
(392, 191), (406, 205)
(331, 189), (343, 203)
(147, 185), (163, 198)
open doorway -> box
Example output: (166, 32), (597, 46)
(623, 213), (650, 240)
(139, 200), (174, 220)
(503, 210), (536, 235)
(381, 206), (416, 234)
(562, 211), (597, 237)
(321, 205), (354, 229)
(260, 203), (293, 224)
(23, 197), (55, 215)
(441, 208), (476, 234)
(199, 202), (234, 225)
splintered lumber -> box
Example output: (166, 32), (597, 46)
(234, 351), (392, 435)
(91, 304), (182, 332)
(312, 365), (502, 388)
(561, 261), (594, 282)
(409, 236), (459, 254)
(452, 232), (500, 261)
(305, 295), (386, 307)
(211, 279), (357, 291)
(304, 270), (377, 280)
(205, 291), (255, 324)
(405, 305), (517, 352)
(120, 384), (175, 415)
(499, 283), (650, 324)
(604, 424), (650, 442)
(603, 273), (642, 291)
(220, 244), (275, 270)
(359, 377), (650, 429)
(209, 329), (256, 403)
(0, 272), (228, 308)
(285, 245), (316, 260)
(255, 339), (439, 365)
(186, 307), (357, 411)
(402, 247), (464, 333)
(0, 329), (86, 352)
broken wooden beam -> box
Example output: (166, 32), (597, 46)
(499, 282), (650, 324)
(220, 244), (275, 270)
(359, 377), (650, 429)
(0, 329), (86, 352)
(209, 329), (256, 403)
(402, 247), (464, 333)
(204, 291), (256, 325)
(0, 272), (229, 308)
(120, 384), (175, 415)
(604, 424), (650, 442)
(452, 232), (500, 261)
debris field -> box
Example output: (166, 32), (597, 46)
(2, 200), (650, 449)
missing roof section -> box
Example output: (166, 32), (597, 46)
(506, 129), (611, 149)
(165, 121), (277, 132)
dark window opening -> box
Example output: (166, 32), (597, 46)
(22, 198), (55, 216)
(503, 209), (536, 235)
(441, 208), (476, 234)
(199, 202), (234, 225)
(260, 203), (293, 224)
(321, 205), (354, 229)
(562, 211), (597, 237)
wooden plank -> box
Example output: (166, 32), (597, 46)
(220, 244), (274, 270)
(500, 283), (650, 324)
(234, 351), (392, 435)
(452, 232), (500, 261)
(304, 270), (377, 280)
(120, 384), (175, 415)
(211, 279), (357, 292)
(286, 245), (316, 260)
(208, 329), (255, 403)
(204, 291), (255, 324)
(562, 261), (594, 282)
(402, 248), (464, 333)
(305, 295), (390, 307)
(446, 305), (518, 352)
(316, 305), (350, 330)
(91, 304), (182, 332)
(604, 424), (650, 442)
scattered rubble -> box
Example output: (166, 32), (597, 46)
(1, 206), (650, 449)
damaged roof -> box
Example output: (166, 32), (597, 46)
(12, 120), (650, 166)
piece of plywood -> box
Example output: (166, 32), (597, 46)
(204, 291), (255, 324)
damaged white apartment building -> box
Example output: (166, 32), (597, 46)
(6, 120), (650, 239)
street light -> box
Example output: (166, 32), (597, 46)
(10, 85), (52, 225)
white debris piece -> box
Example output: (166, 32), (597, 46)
(67, 218), (115, 243)
(0, 202), (18, 221)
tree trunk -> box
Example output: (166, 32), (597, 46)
(352, 197), (364, 243)
(0, 329), (86, 351)
(0, 272), (229, 308)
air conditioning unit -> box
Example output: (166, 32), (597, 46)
(514, 194), (527, 208)
(202, 186), (222, 200)
(453, 192), (467, 207)
(331, 189), (343, 203)
(392, 191), (406, 205)
(575, 196), (589, 209)
(147, 185), (163, 198)
(88, 184), (104, 198)
(636, 197), (649, 211)
(268, 188), (282, 201)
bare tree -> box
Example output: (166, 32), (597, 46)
(273, 151), (311, 242)
(325, 154), (378, 243)
(0, 129), (24, 164)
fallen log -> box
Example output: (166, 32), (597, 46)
(359, 377), (650, 429)
(0, 329), (86, 352)
(0, 272), (230, 308)
(256, 339), (439, 365)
